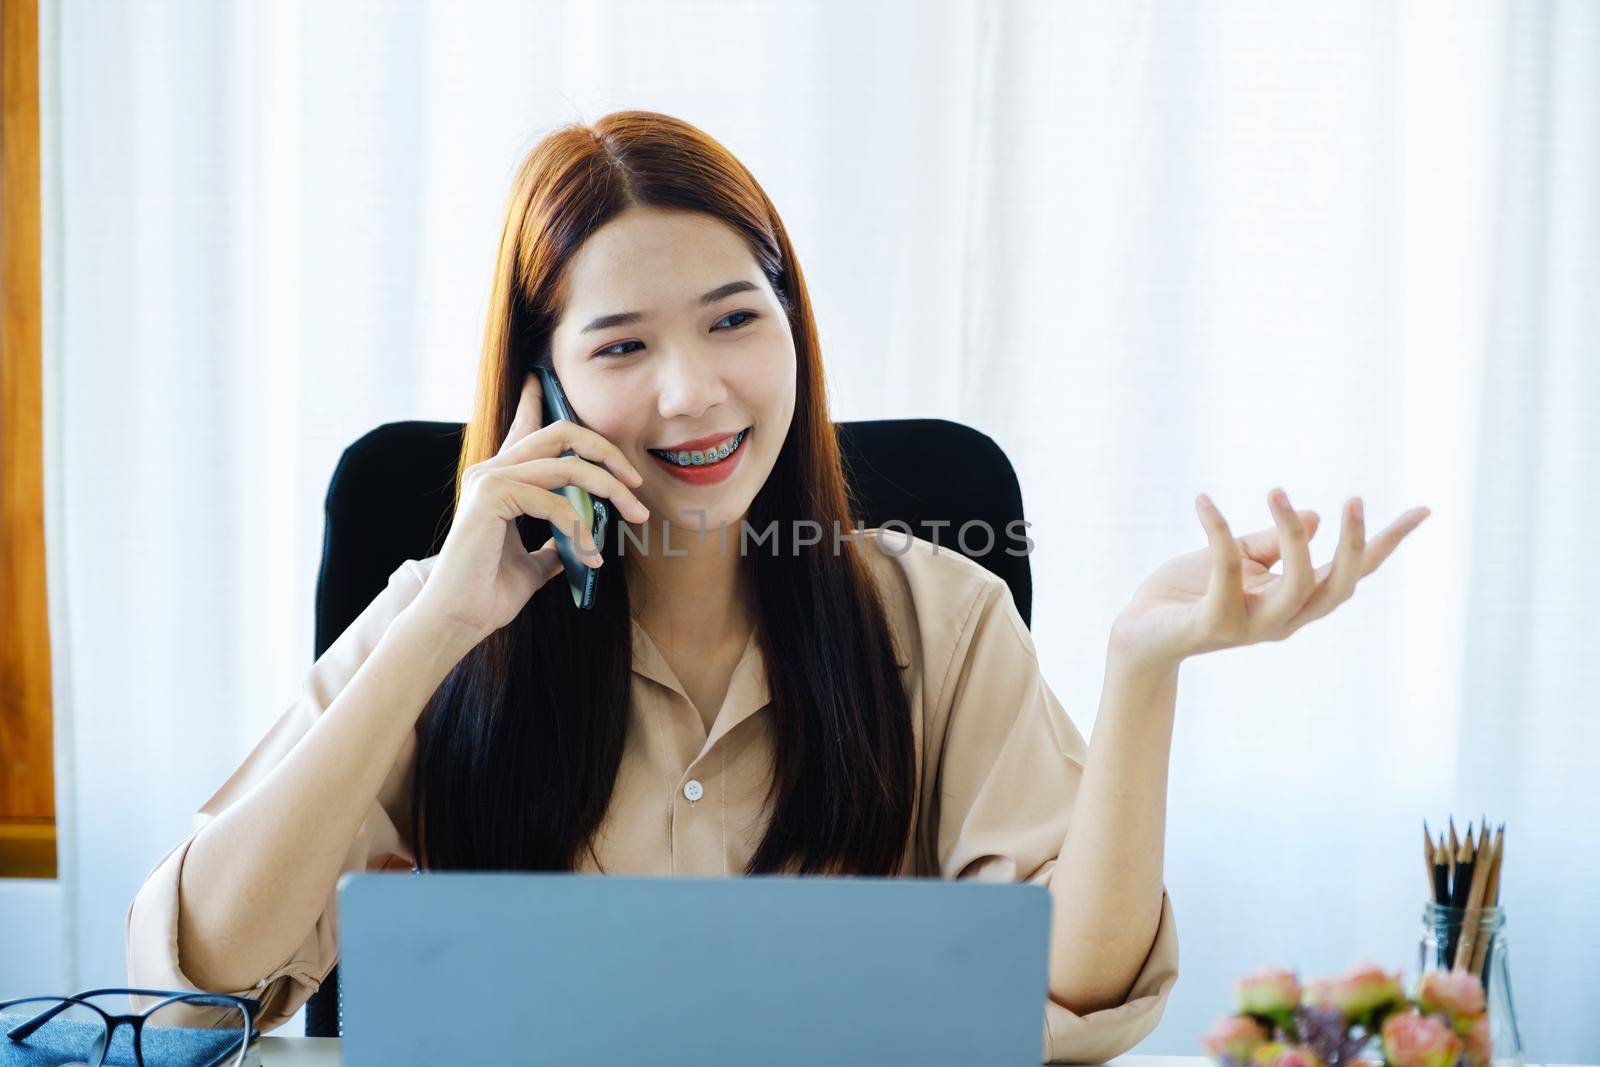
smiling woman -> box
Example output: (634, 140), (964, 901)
(125, 110), (1189, 1063)
(416, 114), (899, 879)
(535, 205), (797, 532)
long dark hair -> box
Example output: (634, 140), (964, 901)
(410, 111), (915, 877)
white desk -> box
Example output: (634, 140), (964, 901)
(257, 1047), (1221, 1066)
(257, 1042), (1581, 1067)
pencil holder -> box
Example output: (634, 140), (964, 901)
(1418, 901), (1524, 1067)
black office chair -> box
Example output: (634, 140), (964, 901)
(303, 417), (1031, 1038)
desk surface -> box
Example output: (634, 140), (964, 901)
(258, 1045), (1203, 1066)
(255, 1045), (1581, 1067)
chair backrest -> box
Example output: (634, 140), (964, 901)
(304, 417), (1030, 1037)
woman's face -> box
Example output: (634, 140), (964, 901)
(548, 206), (797, 535)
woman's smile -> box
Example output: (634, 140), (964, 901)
(646, 426), (750, 485)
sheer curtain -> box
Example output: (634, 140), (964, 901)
(25, 0), (1597, 1056)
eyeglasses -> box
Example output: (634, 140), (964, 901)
(0, 987), (261, 1066)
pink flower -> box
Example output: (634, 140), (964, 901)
(1234, 968), (1302, 1016)
(1302, 962), (1405, 1019)
(1251, 1042), (1288, 1066)
(1250, 1043), (1325, 1067)
(1202, 1016), (1270, 1061)
(1454, 1013), (1492, 1067)
(1417, 970), (1487, 1018)
(1274, 1047), (1324, 1067)
(1382, 1011), (1465, 1067)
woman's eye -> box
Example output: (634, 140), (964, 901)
(593, 312), (757, 359)
(715, 310), (758, 331)
(594, 340), (643, 359)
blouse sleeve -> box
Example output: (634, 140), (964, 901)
(932, 572), (1180, 1065)
(124, 557), (432, 1034)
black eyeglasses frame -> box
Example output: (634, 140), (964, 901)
(0, 986), (262, 1067)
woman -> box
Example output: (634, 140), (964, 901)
(126, 110), (1429, 1062)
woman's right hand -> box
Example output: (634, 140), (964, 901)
(408, 371), (650, 647)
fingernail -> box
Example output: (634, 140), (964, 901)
(1197, 493), (1213, 511)
(1352, 498), (1364, 522)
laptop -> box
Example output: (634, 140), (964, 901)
(336, 870), (1051, 1066)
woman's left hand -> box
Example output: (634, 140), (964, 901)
(1109, 487), (1431, 672)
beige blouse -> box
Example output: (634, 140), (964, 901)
(125, 528), (1178, 1063)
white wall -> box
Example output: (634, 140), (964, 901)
(0, 881), (64, 999)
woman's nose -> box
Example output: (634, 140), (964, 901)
(654, 349), (729, 420)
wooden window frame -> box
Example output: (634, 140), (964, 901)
(1, 0), (55, 879)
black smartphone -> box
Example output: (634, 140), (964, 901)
(536, 366), (610, 610)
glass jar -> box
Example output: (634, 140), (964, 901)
(1418, 901), (1525, 1067)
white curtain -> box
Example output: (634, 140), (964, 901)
(25, 0), (1597, 1057)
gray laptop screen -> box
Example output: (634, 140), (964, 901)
(337, 871), (1050, 1066)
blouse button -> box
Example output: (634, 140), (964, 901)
(683, 779), (704, 802)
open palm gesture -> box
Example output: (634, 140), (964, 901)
(1110, 487), (1431, 671)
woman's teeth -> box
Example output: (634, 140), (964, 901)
(648, 428), (748, 467)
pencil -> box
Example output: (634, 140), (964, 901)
(1488, 823), (1504, 905)
(1454, 825), (1494, 971)
(1470, 824), (1506, 977)
(1433, 835), (1458, 964)
(1446, 821), (1461, 915)
(1451, 834), (1476, 910)
(1442, 827), (1477, 965)
(1437, 829), (1450, 902)
(1424, 821), (1437, 900)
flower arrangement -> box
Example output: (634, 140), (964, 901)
(1201, 964), (1492, 1067)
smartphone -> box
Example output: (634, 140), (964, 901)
(535, 366), (610, 610)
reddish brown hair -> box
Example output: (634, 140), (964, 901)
(412, 111), (915, 877)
